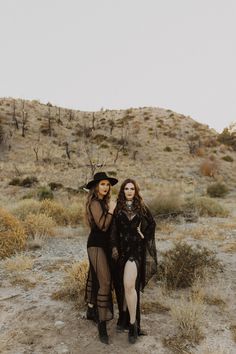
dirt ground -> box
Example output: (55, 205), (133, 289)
(1, 195), (236, 354)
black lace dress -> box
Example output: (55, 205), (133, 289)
(85, 198), (113, 322)
(110, 205), (157, 330)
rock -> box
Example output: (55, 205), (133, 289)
(54, 320), (65, 330)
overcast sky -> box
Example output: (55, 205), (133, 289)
(1, 0), (236, 132)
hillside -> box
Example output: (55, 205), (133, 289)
(0, 97), (235, 205)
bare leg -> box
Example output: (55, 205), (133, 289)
(123, 260), (137, 324)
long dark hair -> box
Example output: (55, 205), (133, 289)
(116, 178), (147, 214)
(85, 182), (111, 226)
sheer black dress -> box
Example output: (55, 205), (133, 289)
(85, 198), (113, 322)
(110, 204), (157, 332)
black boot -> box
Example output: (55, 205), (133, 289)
(116, 310), (129, 331)
(86, 306), (98, 323)
(98, 321), (109, 344)
(128, 321), (138, 344)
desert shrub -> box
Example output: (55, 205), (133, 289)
(51, 260), (89, 305)
(0, 208), (26, 258)
(20, 176), (38, 187)
(195, 147), (205, 157)
(100, 143), (109, 148)
(188, 197), (229, 217)
(218, 128), (236, 150)
(169, 295), (204, 345)
(164, 146), (172, 152)
(222, 155), (234, 162)
(24, 213), (56, 238)
(9, 177), (21, 186)
(9, 176), (38, 187)
(3, 254), (34, 271)
(37, 186), (54, 200)
(200, 158), (218, 177)
(48, 182), (63, 190)
(207, 182), (228, 198)
(158, 242), (222, 289)
(67, 202), (85, 225)
(39, 199), (69, 225)
(0, 117), (5, 144)
(10, 199), (41, 220)
(149, 189), (184, 219)
(107, 170), (117, 176)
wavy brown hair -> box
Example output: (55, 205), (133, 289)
(85, 182), (111, 226)
(116, 178), (147, 214)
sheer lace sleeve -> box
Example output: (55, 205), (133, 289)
(110, 212), (119, 250)
(90, 200), (113, 232)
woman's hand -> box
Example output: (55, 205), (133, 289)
(108, 200), (116, 214)
(112, 247), (119, 261)
(137, 222), (144, 239)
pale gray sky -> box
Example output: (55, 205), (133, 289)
(1, 0), (236, 132)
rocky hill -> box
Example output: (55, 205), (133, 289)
(0, 97), (235, 205)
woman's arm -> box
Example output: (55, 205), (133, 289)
(90, 200), (113, 232)
(110, 211), (119, 260)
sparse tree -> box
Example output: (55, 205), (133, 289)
(12, 100), (19, 129)
(21, 101), (28, 137)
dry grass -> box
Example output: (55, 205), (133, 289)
(170, 295), (205, 341)
(3, 254), (34, 271)
(24, 213), (56, 238)
(163, 294), (205, 353)
(51, 259), (89, 306)
(189, 197), (229, 217)
(27, 233), (47, 250)
(197, 346), (233, 354)
(174, 225), (226, 241)
(0, 207), (26, 258)
(9, 199), (41, 220)
(230, 324), (236, 343)
(200, 158), (218, 177)
(9, 275), (37, 290)
(149, 187), (185, 219)
(221, 242), (236, 253)
(141, 299), (170, 314)
(39, 199), (69, 225)
(191, 277), (228, 309)
(66, 201), (85, 226)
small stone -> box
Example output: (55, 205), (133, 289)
(54, 320), (65, 330)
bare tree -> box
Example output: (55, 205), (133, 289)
(114, 146), (122, 164)
(47, 104), (52, 136)
(33, 146), (39, 161)
(21, 101), (28, 137)
(12, 100), (19, 129)
(109, 118), (115, 135)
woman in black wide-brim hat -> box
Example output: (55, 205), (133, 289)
(84, 172), (118, 344)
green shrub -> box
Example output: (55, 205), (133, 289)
(9, 176), (38, 187)
(207, 182), (229, 198)
(187, 197), (229, 217)
(222, 155), (234, 162)
(48, 182), (63, 190)
(159, 242), (222, 289)
(164, 146), (172, 152)
(9, 178), (21, 186)
(20, 176), (38, 187)
(37, 186), (54, 200)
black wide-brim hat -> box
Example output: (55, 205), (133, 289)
(85, 172), (118, 190)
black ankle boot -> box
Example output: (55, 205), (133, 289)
(86, 306), (98, 323)
(128, 321), (138, 344)
(116, 311), (129, 331)
(98, 321), (109, 344)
